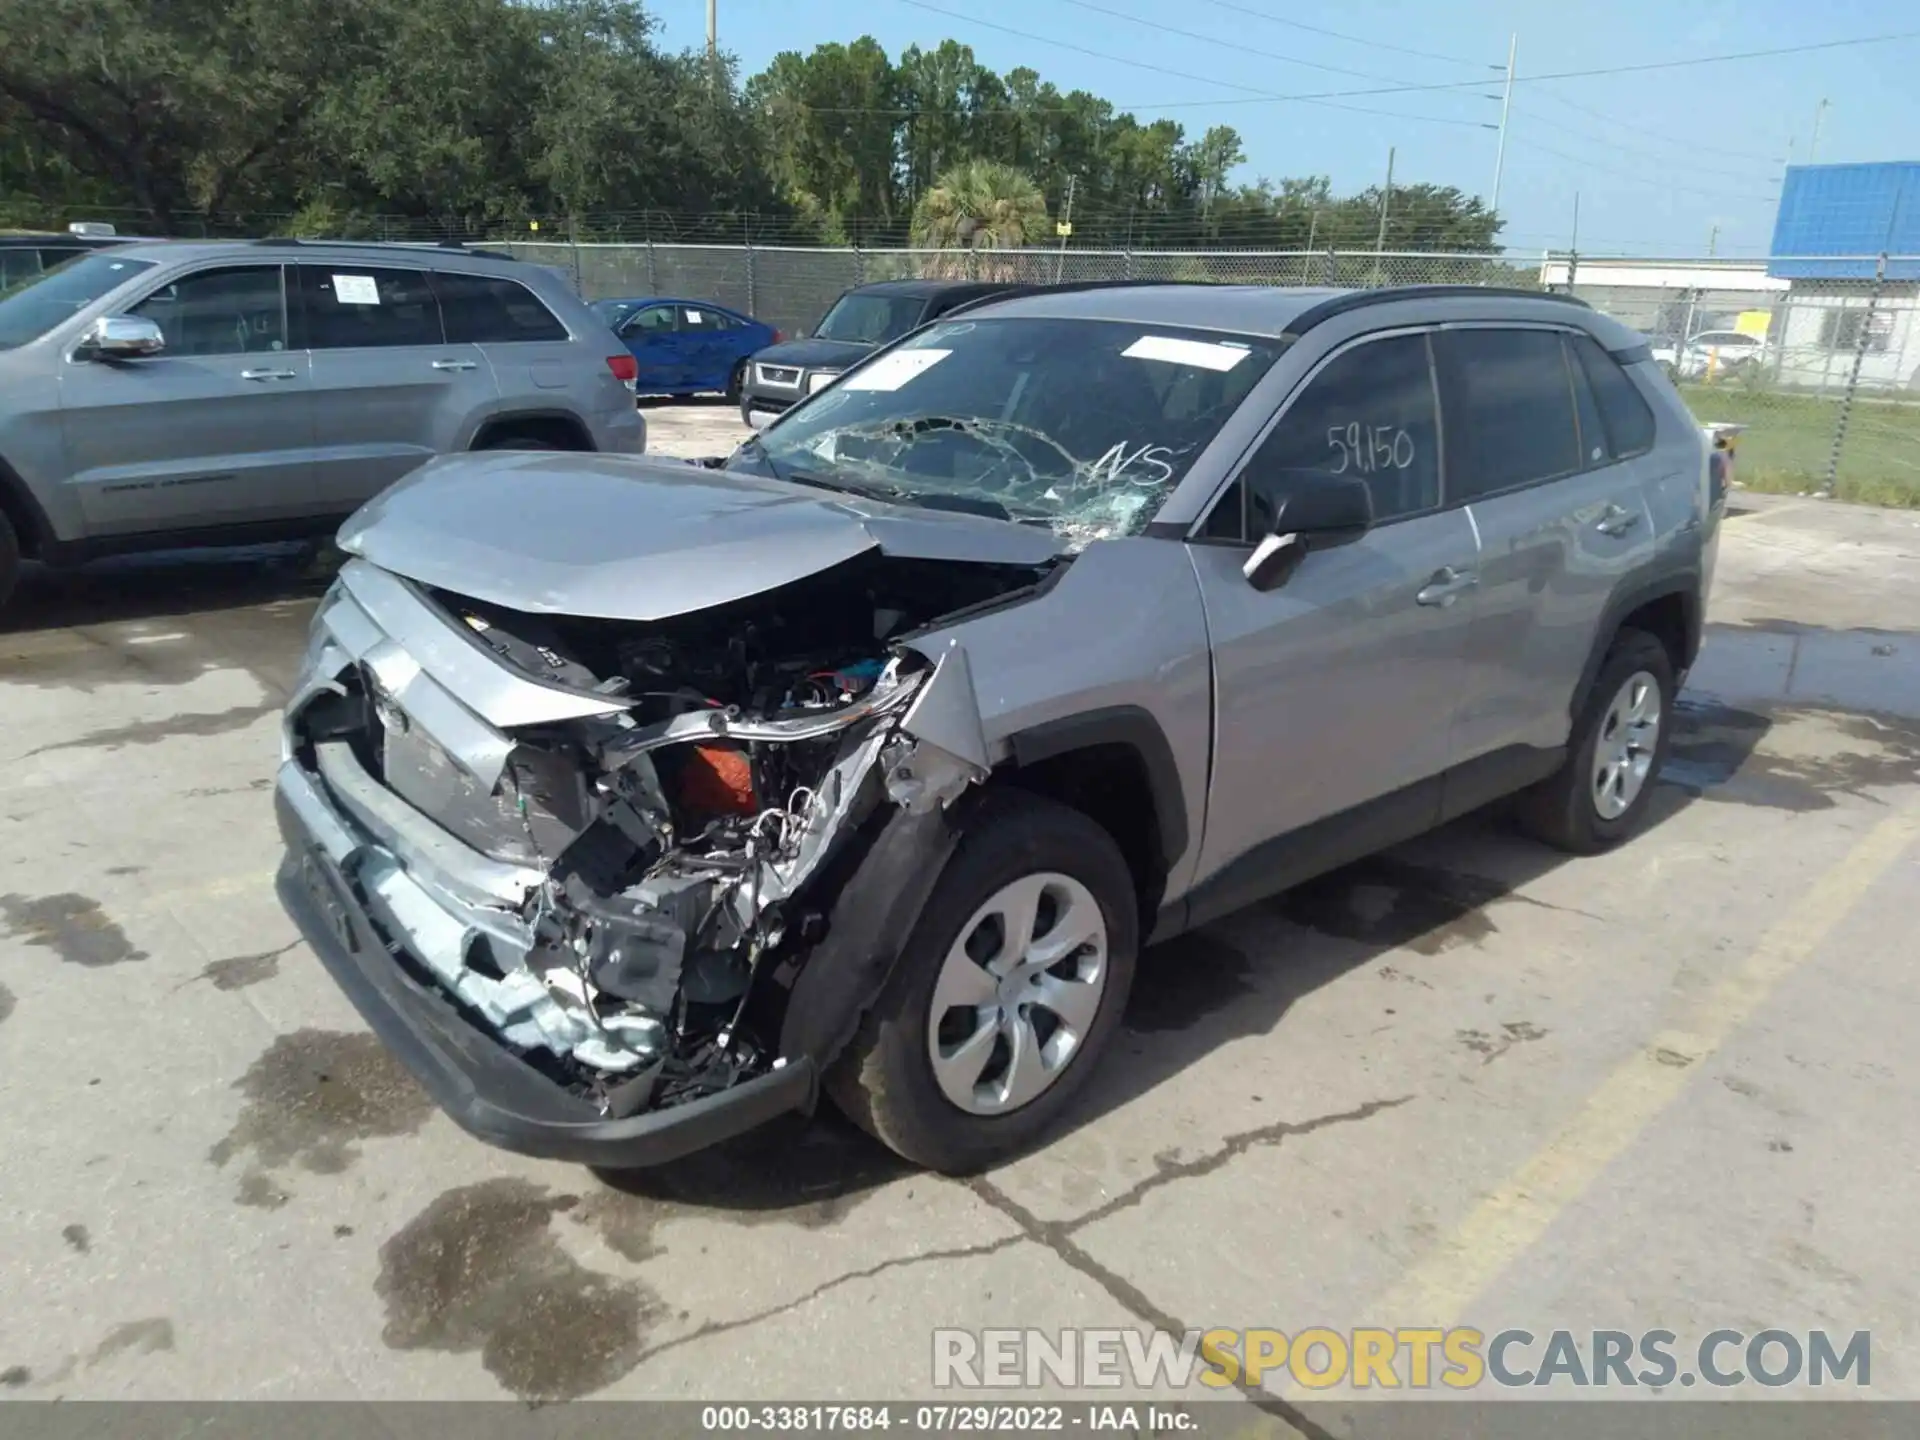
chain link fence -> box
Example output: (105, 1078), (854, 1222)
(1546, 254), (1920, 506)
(502, 241), (1920, 507)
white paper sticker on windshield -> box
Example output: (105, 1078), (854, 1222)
(331, 274), (381, 305)
(843, 348), (951, 391)
(1122, 335), (1250, 371)
(684, 308), (703, 323)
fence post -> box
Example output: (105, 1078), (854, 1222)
(1323, 248), (1336, 286)
(1821, 251), (1889, 499)
(746, 235), (757, 318)
(1125, 248), (1136, 281)
(646, 238), (657, 294)
(854, 244), (866, 286)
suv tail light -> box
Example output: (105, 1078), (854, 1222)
(772, 329), (786, 344)
(606, 353), (638, 387)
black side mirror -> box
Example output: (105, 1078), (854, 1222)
(1242, 473), (1374, 592)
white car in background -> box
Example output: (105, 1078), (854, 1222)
(1650, 329), (1769, 381)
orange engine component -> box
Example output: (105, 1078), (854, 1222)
(675, 743), (758, 816)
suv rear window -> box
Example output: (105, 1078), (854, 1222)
(0, 252), (155, 349)
(1433, 328), (1583, 500)
(434, 270), (567, 343)
(1570, 333), (1657, 459)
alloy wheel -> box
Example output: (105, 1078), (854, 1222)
(926, 871), (1110, 1116)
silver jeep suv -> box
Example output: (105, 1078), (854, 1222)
(271, 282), (1721, 1175)
(0, 239), (645, 606)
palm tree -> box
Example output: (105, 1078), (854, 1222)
(911, 160), (1049, 278)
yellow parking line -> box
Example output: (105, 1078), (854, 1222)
(1320, 805), (1920, 1356)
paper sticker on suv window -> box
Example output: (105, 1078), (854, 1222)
(1123, 335), (1250, 371)
(331, 274), (381, 305)
(842, 349), (951, 391)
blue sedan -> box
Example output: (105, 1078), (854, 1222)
(590, 297), (783, 400)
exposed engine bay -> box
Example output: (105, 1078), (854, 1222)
(286, 550), (1056, 1120)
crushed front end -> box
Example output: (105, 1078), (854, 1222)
(273, 552), (1037, 1164)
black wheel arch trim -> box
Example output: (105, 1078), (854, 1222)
(0, 454), (58, 557)
(1572, 570), (1702, 720)
(1004, 705), (1190, 873)
(470, 409), (596, 450)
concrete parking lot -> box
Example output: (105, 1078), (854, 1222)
(2, 402), (1916, 1421)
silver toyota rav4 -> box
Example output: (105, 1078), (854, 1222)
(0, 239), (645, 607)
(272, 282), (1722, 1175)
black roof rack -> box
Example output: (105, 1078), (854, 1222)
(245, 237), (514, 260)
(936, 275), (1219, 319)
(1279, 283), (1590, 340)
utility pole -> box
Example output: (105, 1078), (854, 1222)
(1054, 174), (1077, 283)
(1808, 98), (1828, 163)
(706, 0), (718, 93)
(1371, 147), (1394, 286)
(1491, 34), (1517, 215)
(1708, 222), (1719, 256)
(1374, 146), (1395, 252)
(1570, 190), (1580, 252)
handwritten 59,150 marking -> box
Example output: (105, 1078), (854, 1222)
(1328, 423), (1415, 474)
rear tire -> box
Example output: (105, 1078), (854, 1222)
(1517, 627), (1675, 855)
(725, 361), (747, 405)
(828, 790), (1138, 1174)
(477, 435), (561, 452)
(0, 509), (19, 612)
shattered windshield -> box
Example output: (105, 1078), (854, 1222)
(728, 316), (1287, 547)
(812, 292), (930, 345)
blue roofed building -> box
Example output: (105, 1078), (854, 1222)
(1767, 162), (1920, 391)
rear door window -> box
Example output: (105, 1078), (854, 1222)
(677, 304), (730, 332)
(294, 265), (442, 349)
(432, 271), (568, 343)
(1432, 328), (1582, 501)
(1570, 333), (1657, 459)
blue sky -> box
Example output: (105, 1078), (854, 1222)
(651, 0), (1920, 257)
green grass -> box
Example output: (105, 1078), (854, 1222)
(1678, 383), (1920, 509)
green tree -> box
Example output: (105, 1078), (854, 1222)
(0, 0), (408, 231)
(912, 159), (1048, 248)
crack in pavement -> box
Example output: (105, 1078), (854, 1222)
(627, 1233), (1025, 1370)
(959, 1097), (1415, 1440)
(1069, 1097), (1416, 1232)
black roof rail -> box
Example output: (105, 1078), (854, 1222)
(245, 236), (515, 260)
(1279, 283), (1591, 340)
(937, 275), (1220, 319)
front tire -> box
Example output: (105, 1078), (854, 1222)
(0, 509), (19, 613)
(828, 791), (1139, 1174)
(1517, 627), (1675, 854)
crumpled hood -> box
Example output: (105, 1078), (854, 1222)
(749, 337), (873, 372)
(336, 450), (1065, 621)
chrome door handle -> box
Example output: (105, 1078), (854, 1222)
(1595, 503), (1642, 536)
(431, 358), (478, 372)
(1416, 566), (1479, 607)
(240, 368), (296, 381)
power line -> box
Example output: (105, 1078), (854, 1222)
(887, 4), (1920, 114)
(1187, 0), (1493, 69)
(1508, 106), (1781, 185)
(1506, 136), (1777, 206)
(884, 0), (1498, 130)
(1526, 89), (1785, 165)
(1045, 0), (1445, 87)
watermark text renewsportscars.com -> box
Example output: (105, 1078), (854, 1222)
(932, 1327), (1871, 1391)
